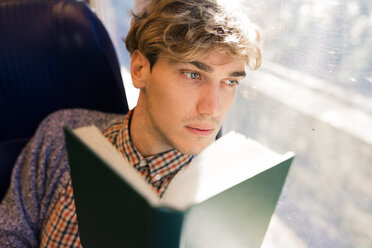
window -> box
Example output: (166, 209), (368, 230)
(90, 0), (138, 109)
(91, 1), (372, 247)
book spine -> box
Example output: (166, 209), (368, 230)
(146, 207), (185, 248)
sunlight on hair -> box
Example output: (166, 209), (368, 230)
(126, 0), (262, 70)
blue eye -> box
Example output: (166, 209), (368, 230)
(185, 72), (200, 80)
(224, 80), (239, 86)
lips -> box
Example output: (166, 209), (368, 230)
(185, 125), (214, 136)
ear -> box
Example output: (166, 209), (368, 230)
(130, 50), (150, 89)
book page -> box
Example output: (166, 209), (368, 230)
(162, 131), (294, 210)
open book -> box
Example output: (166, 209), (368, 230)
(64, 125), (294, 248)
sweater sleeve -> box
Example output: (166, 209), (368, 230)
(0, 109), (122, 248)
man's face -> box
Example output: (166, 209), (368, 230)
(132, 50), (246, 155)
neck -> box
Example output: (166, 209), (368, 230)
(130, 96), (172, 157)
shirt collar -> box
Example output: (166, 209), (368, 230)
(105, 109), (194, 184)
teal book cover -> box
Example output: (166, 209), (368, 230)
(64, 125), (294, 248)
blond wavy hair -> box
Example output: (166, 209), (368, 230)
(125, 0), (262, 69)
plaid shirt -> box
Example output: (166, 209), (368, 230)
(40, 109), (194, 247)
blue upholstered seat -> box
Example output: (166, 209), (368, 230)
(0, 0), (128, 201)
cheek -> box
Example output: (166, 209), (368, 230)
(157, 80), (193, 110)
(150, 82), (190, 120)
(164, 92), (192, 119)
(221, 88), (237, 112)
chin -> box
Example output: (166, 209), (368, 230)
(175, 138), (215, 155)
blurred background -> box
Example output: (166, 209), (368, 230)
(89, 0), (372, 247)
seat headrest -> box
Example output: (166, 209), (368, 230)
(0, 0), (128, 141)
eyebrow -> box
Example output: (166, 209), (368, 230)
(189, 61), (246, 77)
(190, 61), (213, 73)
(229, 71), (246, 77)
(170, 59), (246, 77)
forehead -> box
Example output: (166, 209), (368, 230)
(163, 50), (245, 70)
(198, 51), (244, 67)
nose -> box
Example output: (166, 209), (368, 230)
(196, 82), (221, 117)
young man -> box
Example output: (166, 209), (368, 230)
(0, 0), (261, 247)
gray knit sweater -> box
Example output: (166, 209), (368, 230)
(0, 109), (123, 247)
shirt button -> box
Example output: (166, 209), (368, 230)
(154, 174), (162, 181)
(139, 159), (147, 166)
